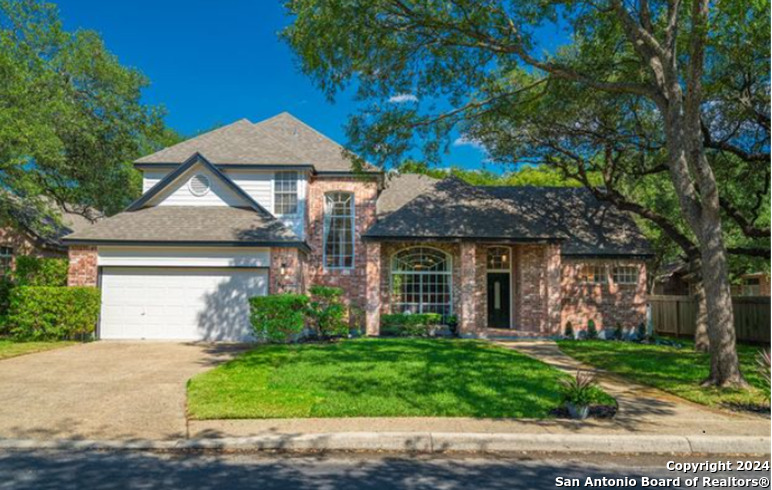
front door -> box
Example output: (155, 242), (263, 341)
(487, 273), (511, 328)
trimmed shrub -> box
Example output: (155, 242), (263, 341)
(564, 321), (574, 339)
(13, 256), (68, 286)
(586, 320), (598, 339)
(381, 313), (442, 337)
(613, 322), (623, 340)
(307, 285), (348, 339)
(249, 294), (309, 343)
(7, 286), (100, 340)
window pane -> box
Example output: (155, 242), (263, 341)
(391, 247), (452, 321)
(274, 171), (298, 215)
(324, 192), (355, 268)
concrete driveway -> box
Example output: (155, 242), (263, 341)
(0, 342), (244, 440)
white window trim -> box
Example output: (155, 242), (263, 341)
(390, 246), (453, 317)
(612, 265), (639, 285)
(486, 246), (512, 273)
(323, 191), (356, 270)
(579, 264), (608, 285)
(273, 171), (300, 217)
(485, 246), (513, 329)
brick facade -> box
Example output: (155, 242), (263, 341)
(67, 245), (98, 286)
(269, 247), (307, 294)
(305, 176), (379, 311)
(560, 258), (647, 333)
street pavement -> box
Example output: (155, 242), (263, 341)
(0, 450), (769, 490)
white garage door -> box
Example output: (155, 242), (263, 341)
(100, 267), (267, 341)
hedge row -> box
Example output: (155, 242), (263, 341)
(7, 286), (101, 341)
(380, 313), (443, 337)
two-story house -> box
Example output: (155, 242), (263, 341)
(64, 112), (652, 341)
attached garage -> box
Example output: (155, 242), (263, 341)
(96, 246), (272, 341)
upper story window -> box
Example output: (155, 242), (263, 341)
(274, 171), (298, 215)
(578, 265), (607, 284)
(612, 266), (639, 285)
(323, 192), (355, 269)
(0, 247), (13, 275)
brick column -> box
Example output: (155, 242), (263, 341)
(364, 242), (381, 336)
(459, 242), (479, 336)
(545, 244), (562, 334)
(68, 246), (98, 286)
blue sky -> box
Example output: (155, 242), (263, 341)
(55, 1), (563, 171)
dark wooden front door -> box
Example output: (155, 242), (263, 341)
(487, 273), (511, 328)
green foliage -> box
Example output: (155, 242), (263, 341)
(559, 371), (599, 407)
(13, 256), (67, 286)
(586, 320), (598, 340)
(558, 339), (769, 409)
(0, 0), (178, 221)
(380, 313), (442, 337)
(637, 323), (647, 339)
(613, 322), (623, 341)
(249, 294), (309, 343)
(187, 338), (615, 419)
(564, 321), (574, 339)
(307, 285), (348, 339)
(757, 349), (770, 401)
(7, 286), (100, 340)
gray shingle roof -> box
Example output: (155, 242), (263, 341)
(377, 173), (440, 217)
(365, 177), (652, 257)
(136, 112), (379, 173)
(135, 119), (305, 165)
(63, 206), (302, 245)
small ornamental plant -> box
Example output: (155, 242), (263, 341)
(614, 322), (623, 341)
(564, 321), (574, 339)
(586, 320), (598, 339)
(559, 370), (598, 419)
(636, 322), (647, 340)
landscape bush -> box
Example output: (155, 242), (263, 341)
(13, 256), (68, 286)
(249, 294), (309, 343)
(380, 313), (442, 337)
(586, 319), (598, 339)
(307, 285), (349, 339)
(7, 286), (100, 340)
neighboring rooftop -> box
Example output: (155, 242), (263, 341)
(136, 112), (378, 173)
(367, 177), (652, 257)
(63, 206), (301, 245)
(4, 195), (100, 251)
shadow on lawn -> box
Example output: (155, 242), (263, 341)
(207, 339), (628, 421)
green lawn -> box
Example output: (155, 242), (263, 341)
(557, 339), (770, 409)
(187, 338), (613, 419)
(0, 339), (76, 360)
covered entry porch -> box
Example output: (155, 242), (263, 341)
(363, 240), (563, 337)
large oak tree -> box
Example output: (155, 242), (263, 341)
(283, 0), (770, 386)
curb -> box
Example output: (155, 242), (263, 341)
(0, 433), (769, 455)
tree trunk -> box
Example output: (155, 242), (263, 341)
(689, 256), (709, 352)
(699, 220), (747, 387)
(693, 279), (709, 352)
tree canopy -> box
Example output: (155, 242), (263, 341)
(0, 0), (177, 227)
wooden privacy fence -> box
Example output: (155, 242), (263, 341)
(648, 295), (771, 344)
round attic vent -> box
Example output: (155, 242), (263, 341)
(188, 174), (211, 197)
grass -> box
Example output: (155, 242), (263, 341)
(557, 338), (770, 409)
(0, 339), (77, 360)
(187, 338), (614, 420)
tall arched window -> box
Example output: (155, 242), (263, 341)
(323, 192), (355, 268)
(391, 247), (452, 318)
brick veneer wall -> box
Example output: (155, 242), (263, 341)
(560, 258), (647, 332)
(68, 245), (98, 286)
(0, 226), (64, 272)
(305, 176), (379, 310)
(269, 247), (307, 294)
